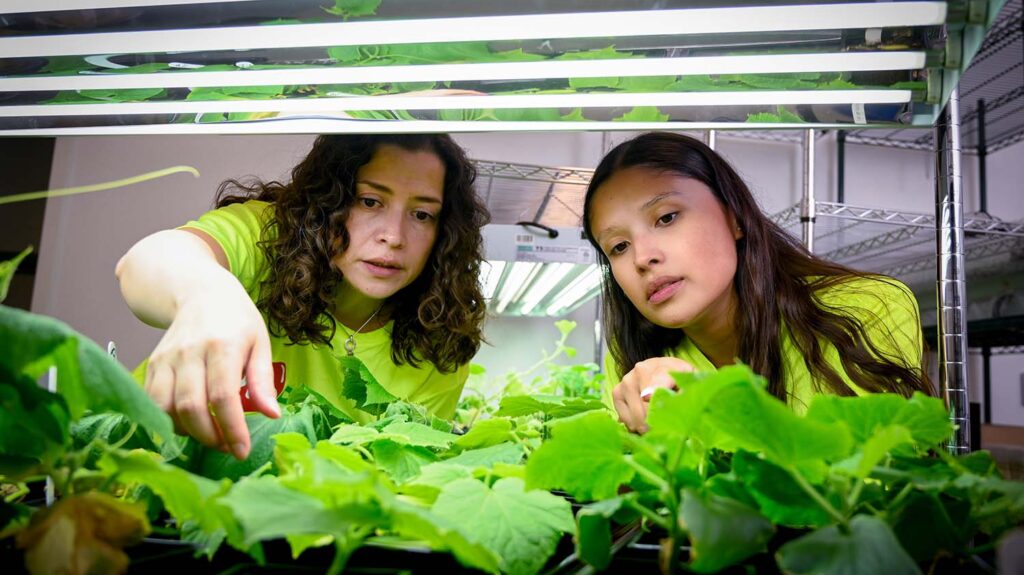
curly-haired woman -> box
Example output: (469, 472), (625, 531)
(116, 134), (489, 459)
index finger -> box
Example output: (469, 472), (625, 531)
(206, 346), (250, 460)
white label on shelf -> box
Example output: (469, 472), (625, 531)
(515, 234), (535, 244)
(516, 244), (595, 264)
(852, 103), (867, 125)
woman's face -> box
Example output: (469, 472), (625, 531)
(333, 144), (444, 302)
(589, 166), (742, 332)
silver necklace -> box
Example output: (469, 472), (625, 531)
(341, 303), (385, 356)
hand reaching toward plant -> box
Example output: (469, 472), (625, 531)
(612, 356), (694, 433)
(116, 229), (280, 460)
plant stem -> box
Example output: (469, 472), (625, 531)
(624, 499), (671, 531)
(846, 480), (865, 512)
(110, 423), (139, 450)
(888, 481), (915, 510)
(789, 467), (848, 528)
(624, 456), (671, 494)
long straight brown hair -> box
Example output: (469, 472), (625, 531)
(582, 132), (933, 403)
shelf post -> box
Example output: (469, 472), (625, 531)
(935, 86), (971, 454)
(801, 129), (816, 253)
(704, 129), (717, 150)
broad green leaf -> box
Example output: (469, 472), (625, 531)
(731, 451), (832, 527)
(195, 403), (320, 480)
(220, 476), (382, 546)
(747, 112), (781, 123)
(330, 423), (383, 445)
(432, 478), (574, 575)
(555, 320), (576, 337)
(494, 394), (606, 418)
(702, 371), (853, 464)
(371, 439), (437, 483)
(0, 247), (32, 303)
(704, 472), (759, 510)
(381, 421), (456, 449)
(806, 393), (951, 449)
(340, 356), (397, 415)
(443, 442), (525, 469)
(323, 0), (381, 19)
(400, 463), (473, 501)
(454, 418), (515, 450)
(618, 76), (677, 92)
(680, 489), (774, 573)
(777, 515), (921, 575)
(890, 490), (971, 562)
(70, 412), (156, 467)
(0, 376), (70, 479)
(526, 411), (633, 501)
(833, 425), (913, 479)
(0, 305), (178, 456)
(389, 500), (501, 573)
(576, 497), (631, 570)
(613, 106), (669, 122)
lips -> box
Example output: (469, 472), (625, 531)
(646, 276), (682, 304)
(364, 258), (402, 270)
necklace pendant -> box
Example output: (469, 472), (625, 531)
(344, 336), (357, 356)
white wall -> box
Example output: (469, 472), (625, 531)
(30, 131), (1024, 425)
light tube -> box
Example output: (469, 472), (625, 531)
(545, 266), (602, 316)
(495, 262), (539, 314)
(0, 3), (946, 56)
(0, 52), (927, 92)
(0, 90), (913, 118)
(518, 263), (576, 316)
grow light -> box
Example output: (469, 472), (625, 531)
(0, 52), (927, 92)
(0, 90), (912, 118)
(0, 3), (947, 56)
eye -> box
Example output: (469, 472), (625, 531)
(608, 241), (629, 256)
(359, 197), (381, 209)
(413, 210), (436, 222)
(657, 212), (678, 225)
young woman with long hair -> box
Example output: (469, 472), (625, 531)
(117, 134), (489, 457)
(583, 132), (933, 433)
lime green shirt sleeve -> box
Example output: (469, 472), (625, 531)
(178, 200), (275, 298)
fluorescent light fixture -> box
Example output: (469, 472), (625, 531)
(495, 262), (539, 315)
(0, 119), (890, 137)
(482, 260), (506, 300)
(2, 0), (256, 13)
(518, 263), (576, 315)
(0, 3), (947, 56)
(0, 52), (927, 92)
(1, 90), (913, 118)
(545, 266), (603, 316)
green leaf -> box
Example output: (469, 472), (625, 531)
(432, 478), (574, 575)
(221, 476), (383, 547)
(0, 376), (70, 479)
(806, 392), (952, 449)
(731, 451), (832, 527)
(195, 403), (320, 481)
(618, 76), (677, 92)
(746, 112), (781, 123)
(568, 77), (620, 89)
(556, 46), (636, 60)
(323, 0), (382, 19)
(494, 394), (606, 418)
(70, 412), (156, 467)
(330, 423), (383, 445)
(454, 418), (515, 450)
(0, 247), (32, 303)
(380, 421), (456, 449)
(555, 320), (576, 338)
(576, 497), (630, 570)
(526, 411), (633, 501)
(0, 305), (178, 456)
(389, 500), (501, 573)
(370, 439), (437, 483)
(890, 490), (971, 562)
(833, 425), (914, 479)
(340, 356), (398, 415)
(443, 442), (525, 469)
(680, 488), (774, 573)
(777, 515), (921, 575)
(613, 106), (670, 122)
(400, 463), (474, 501)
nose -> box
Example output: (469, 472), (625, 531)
(376, 208), (406, 248)
(632, 233), (662, 272)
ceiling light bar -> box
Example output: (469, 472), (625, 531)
(1, 90), (913, 118)
(2, 0), (257, 13)
(0, 3), (947, 57)
(545, 266), (603, 316)
(518, 263), (576, 316)
(0, 52), (927, 93)
(0, 118), (898, 137)
(495, 262), (540, 315)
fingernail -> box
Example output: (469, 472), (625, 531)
(233, 443), (248, 459)
(640, 387), (655, 401)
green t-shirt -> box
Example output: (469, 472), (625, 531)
(604, 276), (923, 414)
(136, 200), (467, 423)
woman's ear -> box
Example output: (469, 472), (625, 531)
(727, 211), (744, 240)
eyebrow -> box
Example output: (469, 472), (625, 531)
(357, 178), (442, 205)
(595, 191), (683, 243)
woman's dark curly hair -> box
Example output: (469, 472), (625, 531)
(215, 134), (490, 373)
(582, 132), (934, 403)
